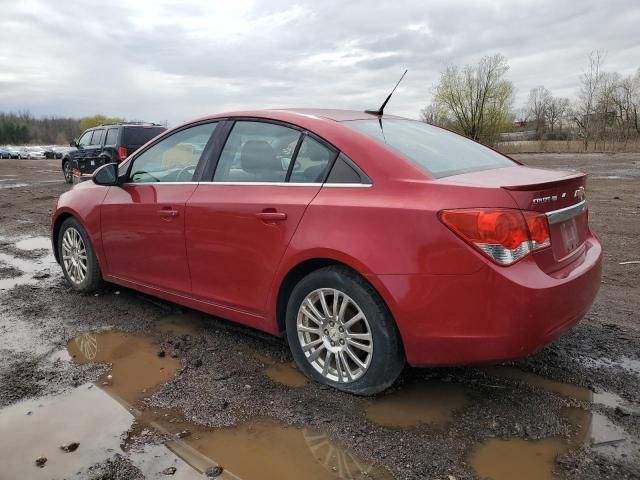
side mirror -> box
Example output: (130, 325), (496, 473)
(93, 163), (119, 186)
(70, 139), (78, 148)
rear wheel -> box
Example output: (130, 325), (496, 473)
(63, 160), (72, 184)
(57, 218), (102, 292)
(285, 266), (404, 395)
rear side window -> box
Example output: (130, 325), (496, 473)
(326, 154), (366, 184)
(343, 119), (514, 178)
(122, 126), (166, 147)
(288, 135), (335, 183)
(90, 129), (104, 145)
(104, 128), (118, 145)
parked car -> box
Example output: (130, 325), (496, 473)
(61, 122), (166, 183)
(43, 146), (56, 159)
(51, 109), (602, 394)
(0, 148), (11, 159)
(25, 147), (46, 159)
(7, 147), (20, 159)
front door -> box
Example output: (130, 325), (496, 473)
(186, 120), (336, 318)
(101, 122), (219, 294)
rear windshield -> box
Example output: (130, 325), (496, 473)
(343, 119), (514, 178)
(121, 126), (166, 147)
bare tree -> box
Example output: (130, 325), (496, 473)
(526, 86), (551, 138)
(545, 96), (570, 133)
(573, 51), (605, 150)
(431, 54), (514, 143)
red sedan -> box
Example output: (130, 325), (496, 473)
(52, 109), (602, 394)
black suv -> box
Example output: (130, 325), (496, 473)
(62, 122), (166, 183)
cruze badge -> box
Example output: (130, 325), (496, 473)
(574, 186), (586, 201)
(532, 195), (558, 205)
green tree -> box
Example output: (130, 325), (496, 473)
(79, 115), (124, 133)
(427, 54), (514, 144)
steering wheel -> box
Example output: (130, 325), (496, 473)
(176, 165), (196, 182)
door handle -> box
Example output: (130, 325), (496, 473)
(256, 211), (287, 222)
(158, 208), (179, 218)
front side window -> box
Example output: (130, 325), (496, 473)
(90, 129), (104, 146)
(77, 131), (93, 147)
(128, 122), (217, 183)
(343, 119), (514, 178)
(214, 121), (301, 183)
(288, 135), (334, 183)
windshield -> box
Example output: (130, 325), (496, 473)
(343, 119), (514, 178)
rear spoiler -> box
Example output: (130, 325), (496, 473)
(501, 172), (585, 191)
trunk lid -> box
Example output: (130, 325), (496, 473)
(438, 166), (589, 265)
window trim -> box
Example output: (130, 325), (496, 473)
(123, 120), (220, 184)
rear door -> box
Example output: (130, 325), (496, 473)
(101, 122), (219, 293)
(185, 120), (336, 319)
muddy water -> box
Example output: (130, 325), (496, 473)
(185, 419), (390, 480)
(67, 331), (179, 404)
(265, 362), (307, 387)
(0, 235), (58, 289)
(0, 385), (134, 479)
(471, 437), (568, 480)
(59, 330), (386, 479)
(366, 381), (468, 428)
(469, 366), (638, 480)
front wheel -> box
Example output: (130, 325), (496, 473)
(57, 218), (102, 292)
(285, 266), (404, 395)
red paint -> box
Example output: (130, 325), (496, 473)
(52, 109), (602, 367)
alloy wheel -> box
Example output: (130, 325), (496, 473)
(62, 227), (88, 284)
(297, 288), (373, 383)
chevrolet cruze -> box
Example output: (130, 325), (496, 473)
(52, 109), (602, 394)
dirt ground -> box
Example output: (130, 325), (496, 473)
(0, 155), (638, 480)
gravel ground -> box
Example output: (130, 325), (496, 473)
(0, 156), (638, 480)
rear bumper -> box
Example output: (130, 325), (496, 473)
(373, 234), (603, 367)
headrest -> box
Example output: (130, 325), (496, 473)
(240, 140), (280, 174)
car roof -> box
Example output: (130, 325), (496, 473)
(200, 108), (407, 124)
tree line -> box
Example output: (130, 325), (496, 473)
(0, 113), (125, 145)
(422, 51), (640, 150)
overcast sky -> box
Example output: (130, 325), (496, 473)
(1, 0), (638, 126)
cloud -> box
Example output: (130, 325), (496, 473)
(0, 0), (638, 125)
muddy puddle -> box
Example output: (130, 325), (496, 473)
(1, 324), (637, 479)
(0, 329), (389, 479)
(366, 381), (468, 428)
(0, 235), (58, 290)
(253, 352), (307, 388)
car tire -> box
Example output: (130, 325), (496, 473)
(63, 160), (72, 184)
(57, 217), (102, 292)
(285, 265), (404, 395)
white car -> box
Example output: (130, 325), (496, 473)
(25, 147), (46, 159)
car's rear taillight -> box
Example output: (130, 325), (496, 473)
(117, 146), (128, 161)
(439, 208), (550, 265)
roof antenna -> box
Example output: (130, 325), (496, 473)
(365, 69), (408, 116)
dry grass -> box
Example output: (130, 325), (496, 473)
(495, 140), (640, 154)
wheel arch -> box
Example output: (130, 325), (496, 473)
(274, 256), (400, 340)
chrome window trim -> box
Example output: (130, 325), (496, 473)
(120, 181), (373, 187)
(546, 200), (587, 225)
